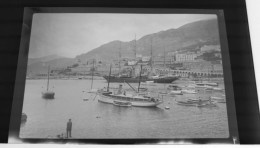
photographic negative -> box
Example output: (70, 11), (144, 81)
(9, 8), (238, 144)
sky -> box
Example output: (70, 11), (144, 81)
(28, 13), (217, 58)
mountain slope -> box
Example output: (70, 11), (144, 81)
(76, 18), (219, 62)
(28, 18), (220, 74)
(27, 57), (76, 74)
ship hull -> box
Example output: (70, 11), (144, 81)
(103, 76), (179, 83)
(98, 94), (162, 107)
(42, 91), (55, 99)
(103, 76), (152, 83)
(153, 77), (179, 83)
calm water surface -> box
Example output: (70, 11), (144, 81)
(20, 79), (229, 139)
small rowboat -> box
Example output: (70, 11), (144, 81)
(181, 89), (197, 94)
(165, 106), (170, 109)
(169, 90), (183, 95)
(210, 96), (226, 103)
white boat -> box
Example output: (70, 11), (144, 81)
(186, 84), (196, 88)
(42, 66), (55, 99)
(181, 89), (197, 94)
(175, 98), (209, 106)
(197, 102), (217, 107)
(210, 96), (226, 103)
(98, 64), (163, 107)
(196, 100), (218, 107)
(175, 99), (198, 106)
(196, 81), (218, 87)
(212, 87), (224, 91)
(169, 90), (183, 95)
(98, 92), (163, 107)
(195, 84), (213, 89)
(165, 106), (170, 109)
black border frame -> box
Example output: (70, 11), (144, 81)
(8, 7), (238, 144)
(0, 0), (259, 144)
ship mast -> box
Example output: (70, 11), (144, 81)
(138, 64), (143, 92)
(107, 64), (112, 92)
(90, 59), (94, 90)
(47, 65), (50, 91)
(164, 47), (166, 68)
(119, 42), (121, 74)
(150, 37), (153, 72)
(134, 34), (137, 58)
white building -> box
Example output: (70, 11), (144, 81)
(175, 54), (197, 62)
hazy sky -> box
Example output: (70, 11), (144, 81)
(28, 13), (217, 58)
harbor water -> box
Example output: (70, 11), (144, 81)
(20, 79), (229, 139)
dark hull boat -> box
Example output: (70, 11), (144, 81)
(103, 75), (178, 83)
(42, 65), (55, 99)
(103, 75), (153, 83)
(42, 91), (55, 99)
(153, 76), (179, 83)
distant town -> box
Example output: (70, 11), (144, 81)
(27, 44), (223, 79)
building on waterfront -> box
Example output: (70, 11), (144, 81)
(175, 53), (197, 62)
(153, 55), (174, 66)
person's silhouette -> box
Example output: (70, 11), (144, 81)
(66, 119), (72, 138)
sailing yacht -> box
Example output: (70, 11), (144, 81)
(87, 59), (98, 93)
(98, 64), (163, 107)
(42, 66), (55, 99)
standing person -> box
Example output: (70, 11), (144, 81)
(117, 84), (123, 95)
(66, 119), (72, 138)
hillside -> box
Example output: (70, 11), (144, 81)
(28, 18), (220, 73)
(76, 18), (219, 62)
(27, 57), (76, 74)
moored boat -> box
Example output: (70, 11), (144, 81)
(99, 64), (163, 107)
(175, 98), (209, 106)
(169, 90), (183, 95)
(98, 93), (163, 107)
(181, 89), (197, 94)
(196, 101), (218, 107)
(103, 75), (153, 83)
(42, 66), (55, 99)
(153, 75), (179, 83)
(42, 91), (55, 98)
(212, 87), (224, 91)
(210, 96), (226, 103)
(195, 81), (218, 87)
